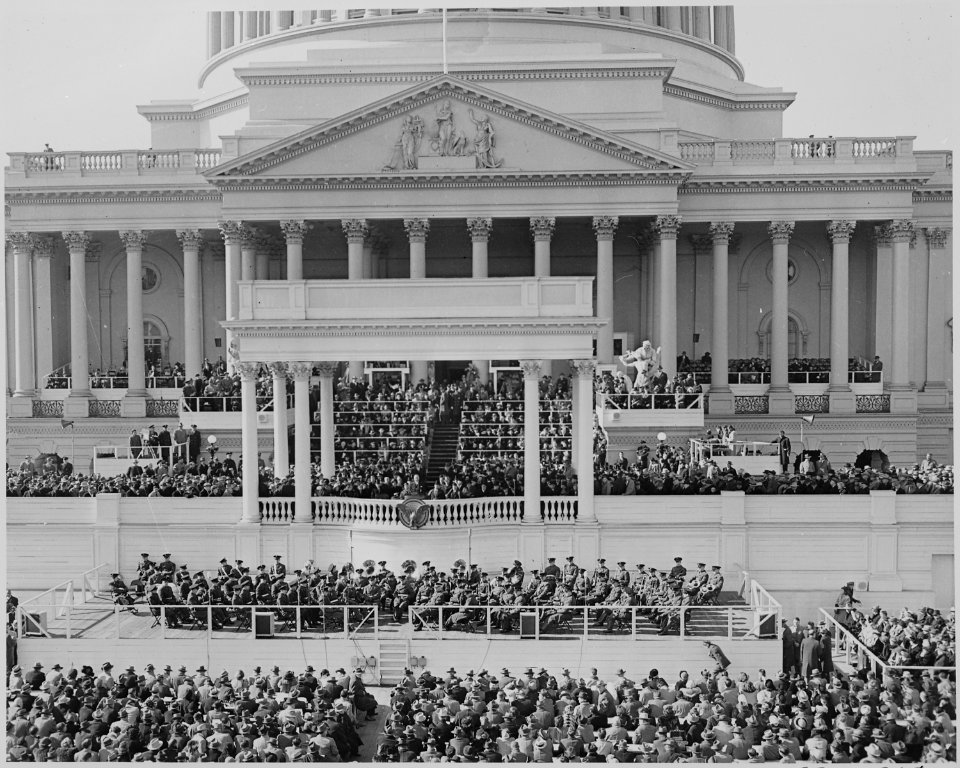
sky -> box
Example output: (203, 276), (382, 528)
(0, 1), (955, 154)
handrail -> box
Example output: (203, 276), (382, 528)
(79, 562), (110, 603)
(17, 579), (75, 638)
(180, 395), (284, 413)
(818, 608), (956, 676)
(690, 438), (772, 463)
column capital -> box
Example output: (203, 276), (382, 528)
(267, 362), (288, 380)
(341, 219), (369, 244)
(708, 221), (735, 244)
(315, 362), (339, 378)
(924, 227), (951, 248)
(255, 232), (280, 256)
(466, 217), (493, 243)
(287, 361), (313, 381)
(592, 216), (619, 241)
(654, 214), (682, 239)
(529, 216), (556, 241)
(570, 359), (597, 380)
(826, 220), (856, 243)
(688, 234), (713, 253)
(887, 219), (914, 243)
(33, 235), (55, 260)
(85, 241), (103, 262)
(236, 361), (260, 380)
(239, 225), (259, 249)
(119, 230), (149, 250)
(767, 220), (795, 244)
(519, 359), (542, 380)
(176, 229), (204, 250)
(61, 231), (91, 251)
(403, 218), (430, 243)
(872, 225), (892, 247)
(280, 220), (310, 245)
(218, 220), (245, 245)
(5, 232), (35, 253)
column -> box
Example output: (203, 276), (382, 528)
(520, 360), (542, 523)
(280, 220), (307, 280)
(923, 228), (951, 395)
(62, 231), (92, 414)
(243, 10), (258, 39)
(120, 231), (148, 416)
(693, 6), (711, 39)
(887, 220), (916, 412)
(289, 362), (314, 525)
(873, 226), (893, 367)
(219, 221), (243, 365)
(208, 12), (222, 57)
(592, 216), (618, 364)
(571, 359), (597, 522)
(238, 362), (260, 524)
(725, 6), (736, 54)
(32, 236), (54, 387)
(342, 220), (368, 381)
(177, 230), (203, 378)
(240, 227), (257, 282)
(269, 363), (289, 477)
(767, 221), (795, 414)
(7, 233), (36, 399)
(468, 217), (492, 385)
(221, 11), (235, 49)
(663, 5), (682, 30)
(531, 217), (555, 378)
(656, 215), (681, 377)
(316, 362), (337, 480)
(713, 6), (729, 49)
(827, 221), (857, 413)
(405, 218), (430, 384)
(708, 222), (735, 414)
(254, 233), (271, 280)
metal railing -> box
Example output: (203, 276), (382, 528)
(818, 609), (955, 677)
(599, 393), (705, 410)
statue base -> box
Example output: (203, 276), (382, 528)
(417, 156), (478, 171)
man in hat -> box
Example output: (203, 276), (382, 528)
(542, 557), (561, 580)
(271, 555), (287, 579)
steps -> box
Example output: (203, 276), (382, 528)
(424, 421), (461, 485)
(377, 638), (410, 685)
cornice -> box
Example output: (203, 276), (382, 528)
(913, 190), (952, 203)
(212, 170), (688, 192)
(240, 67), (675, 88)
(6, 189), (222, 206)
(663, 84), (792, 112)
(680, 175), (931, 195)
(140, 93), (250, 123)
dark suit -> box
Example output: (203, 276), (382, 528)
(773, 434), (792, 473)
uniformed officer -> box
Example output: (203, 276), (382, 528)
(594, 559), (610, 582)
(156, 553), (176, 576)
(563, 556), (579, 585)
(615, 561), (631, 588)
(669, 557), (687, 583)
(222, 452), (238, 475)
(271, 555), (287, 579)
(542, 558), (562, 580)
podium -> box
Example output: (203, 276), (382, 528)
(254, 610), (275, 638)
(519, 612), (537, 638)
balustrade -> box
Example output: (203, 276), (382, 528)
(14, 149), (221, 176)
(138, 151), (180, 170)
(731, 140), (775, 161)
(599, 392), (705, 410)
(80, 152), (122, 171)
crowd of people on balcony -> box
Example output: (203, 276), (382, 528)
(594, 369), (704, 409)
(832, 602), (955, 669)
(181, 359), (290, 413)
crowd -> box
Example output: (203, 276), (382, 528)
(594, 370), (703, 409)
(832, 602), (956, 669)
(182, 361), (289, 413)
(5, 660), (378, 762)
(100, 552), (724, 638)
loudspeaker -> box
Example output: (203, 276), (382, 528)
(254, 611), (274, 638)
(519, 612), (537, 638)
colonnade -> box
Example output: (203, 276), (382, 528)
(3, 217), (943, 417)
(234, 356), (598, 525)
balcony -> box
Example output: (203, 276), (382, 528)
(677, 136), (914, 169)
(6, 149), (223, 180)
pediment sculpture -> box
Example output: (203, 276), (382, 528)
(382, 99), (503, 171)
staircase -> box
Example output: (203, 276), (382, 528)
(377, 639), (410, 685)
(424, 420), (461, 485)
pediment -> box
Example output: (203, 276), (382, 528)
(207, 76), (692, 182)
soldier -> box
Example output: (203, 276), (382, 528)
(563, 556), (579, 585)
(542, 557), (562, 580)
(156, 553), (176, 576)
(614, 561), (631, 588)
(594, 558), (610, 583)
(271, 554), (287, 579)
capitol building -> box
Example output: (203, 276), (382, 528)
(3, 5), (955, 708)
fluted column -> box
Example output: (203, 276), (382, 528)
(405, 218), (430, 384)
(656, 215), (681, 376)
(343, 219), (369, 380)
(239, 361), (260, 524)
(888, 220), (914, 393)
(468, 217), (493, 385)
(61, 232), (92, 410)
(708, 222), (734, 414)
(693, 6), (711, 39)
(240, 227), (257, 282)
(254, 234), (271, 280)
(120, 231), (148, 415)
(923, 228), (951, 393)
(219, 221), (244, 365)
(664, 6), (682, 30)
(713, 6), (729, 49)
(221, 11), (235, 49)
(572, 359), (597, 521)
(7, 233), (36, 398)
(531, 217), (555, 378)
(270, 363), (289, 478)
(827, 221), (856, 413)
(176, 230), (204, 378)
(521, 360), (542, 523)
(316, 362), (337, 481)
(208, 13), (222, 57)
(243, 11), (258, 40)
(280, 220), (307, 281)
(32, 236), (54, 386)
(767, 221), (795, 414)
(289, 362), (313, 525)
(593, 216), (618, 364)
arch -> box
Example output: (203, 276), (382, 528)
(755, 309), (811, 358)
(104, 241), (185, 294)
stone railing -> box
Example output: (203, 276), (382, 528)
(9, 149), (222, 177)
(311, 496), (527, 526)
(678, 136), (912, 166)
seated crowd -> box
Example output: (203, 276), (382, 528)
(102, 553), (724, 638)
(833, 602), (955, 669)
(595, 370), (703, 409)
(595, 441), (954, 496)
(6, 661), (378, 762)
(182, 360), (290, 413)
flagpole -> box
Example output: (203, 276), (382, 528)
(442, 8), (448, 75)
